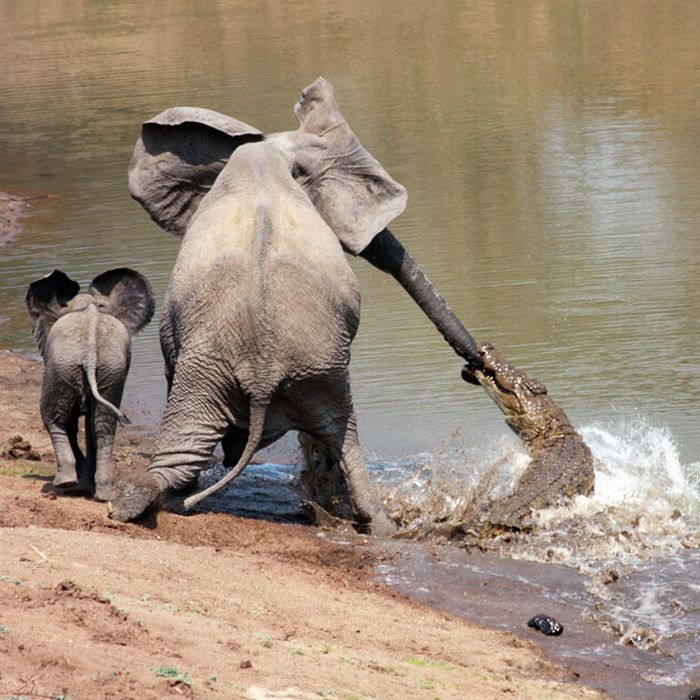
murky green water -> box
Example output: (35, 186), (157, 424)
(2, 0), (700, 461)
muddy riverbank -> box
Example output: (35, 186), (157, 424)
(0, 191), (28, 248)
(0, 349), (605, 699)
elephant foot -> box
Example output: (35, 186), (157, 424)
(108, 476), (162, 522)
(366, 511), (397, 539)
(53, 469), (78, 489)
(94, 480), (118, 502)
(75, 463), (96, 495)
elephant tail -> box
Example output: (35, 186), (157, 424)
(183, 399), (268, 510)
(83, 304), (131, 426)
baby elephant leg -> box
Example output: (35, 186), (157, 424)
(91, 405), (119, 502)
(46, 421), (79, 488)
(41, 376), (81, 488)
(89, 376), (126, 501)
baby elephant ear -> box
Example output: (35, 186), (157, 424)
(26, 270), (81, 355)
(26, 269), (80, 322)
(293, 77), (407, 254)
(129, 107), (264, 236)
(89, 268), (155, 335)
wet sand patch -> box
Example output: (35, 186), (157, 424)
(0, 350), (604, 699)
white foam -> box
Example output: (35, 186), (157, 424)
(534, 418), (700, 531)
(375, 418), (700, 684)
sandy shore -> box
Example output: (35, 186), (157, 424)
(0, 185), (604, 698)
(0, 349), (608, 700)
(0, 187), (601, 700)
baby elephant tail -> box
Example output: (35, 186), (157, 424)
(83, 360), (131, 425)
(83, 304), (131, 426)
(183, 400), (268, 510)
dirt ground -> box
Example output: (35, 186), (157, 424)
(0, 184), (604, 700)
(0, 349), (609, 700)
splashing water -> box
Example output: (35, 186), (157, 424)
(523, 419), (700, 567)
(566, 420), (698, 518)
(374, 416), (700, 685)
(379, 418), (700, 555)
(378, 429), (532, 538)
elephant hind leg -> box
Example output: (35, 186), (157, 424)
(42, 385), (82, 489)
(47, 421), (79, 488)
(85, 374), (125, 501)
(297, 432), (354, 522)
(91, 403), (120, 501)
(110, 369), (233, 522)
(109, 475), (163, 522)
(307, 412), (395, 538)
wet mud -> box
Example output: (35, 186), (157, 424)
(0, 350), (604, 700)
(0, 191), (28, 248)
(377, 540), (695, 700)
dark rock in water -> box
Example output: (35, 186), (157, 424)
(527, 614), (564, 636)
(688, 690), (700, 700)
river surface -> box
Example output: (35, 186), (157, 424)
(1, 1), (699, 697)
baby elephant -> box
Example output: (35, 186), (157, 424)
(26, 268), (154, 500)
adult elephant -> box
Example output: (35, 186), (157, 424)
(110, 78), (480, 533)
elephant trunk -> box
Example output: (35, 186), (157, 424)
(360, 228), (481, 367)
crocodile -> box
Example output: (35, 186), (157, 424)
(460, 341), (595, 533)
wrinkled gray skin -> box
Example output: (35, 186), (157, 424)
(109, 78), (409, 535)
(109, 77), (484, 534)
(26, 269), (155, 500)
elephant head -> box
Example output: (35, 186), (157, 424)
(129, 77), (479, 367)
(27, 268), (155, 355)
(129, 77), (407, 257)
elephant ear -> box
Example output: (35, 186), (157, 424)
(89, 268), (155, 335)
(292, 77), (407, 254)
(129, 107), (264, 236)
(25, 270), (81, 355)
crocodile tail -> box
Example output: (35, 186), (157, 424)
(183, 399), (267, 510)
(83, 305), (131, 426)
